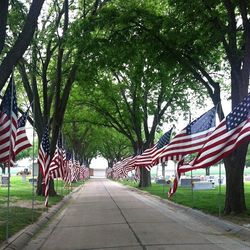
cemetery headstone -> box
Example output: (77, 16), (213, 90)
(1, 175), (9, 187)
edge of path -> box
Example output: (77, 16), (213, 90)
(122, 181), (250, 243)
(2, 179), (250, 249)
(0, 185), (84, 250)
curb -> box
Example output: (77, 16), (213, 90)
(122, 182), (250, 243)
(0, 185), (83, 250)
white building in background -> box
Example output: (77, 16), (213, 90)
(91, 168), (106, 178)
(90, 157), (107, 178)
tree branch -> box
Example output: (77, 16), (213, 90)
(0, 0), (9, 54)
(0, 0), (45, 91)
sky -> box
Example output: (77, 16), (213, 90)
(90, 157), (108, 169)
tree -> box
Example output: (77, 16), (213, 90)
(63, 84), (133, 166)
(97, 128), (133, 168)
(0, 0), (45, 90)
(127, 0), (249, 213)
(71, 6), (201, 186)
(17, 0), (110, 195)
(164, 0), (250, 214)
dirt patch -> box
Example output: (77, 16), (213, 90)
(0, 200), (44, 209)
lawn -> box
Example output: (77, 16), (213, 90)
(119, 179), (250, 225)
(0, 175), (84, 243)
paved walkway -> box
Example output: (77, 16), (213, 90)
(23, 178), (250, 250)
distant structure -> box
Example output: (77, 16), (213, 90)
(90, 168), (106, 178)
(89, 168), (94, 176)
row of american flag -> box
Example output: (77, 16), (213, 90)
(107, 95), (250, 196)
(0, 77), (90, 207)
(38, 128), (90, 207)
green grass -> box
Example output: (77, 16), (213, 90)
(118, 179), (250, 225)
(0, 176), (84, 243)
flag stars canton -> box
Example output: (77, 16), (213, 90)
(66, 152), (72, 160)
(18, 111), (28, 127)
(226, 96), (250, 131)
(42, 128), (50, 154)
(157, 128), (172, 149)
(186, 107), (216, 135)
(1, 82), (18, 116)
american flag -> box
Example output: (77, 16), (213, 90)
(50, 138), (64, 180)
(83, 166), (90, 179)
(135, 128), (173, 169)
(0, 77), (18, 164)
(126, 155), (138, 169)
(179, 95), (250, 172)
(158, 107), (216, 163)
(38, 126), (51, 207)
(112, 158), (129, 179)
(49, 133), (63, 172)
(14, 108), (32, 157)
(51, 167), (64, 179)
(122, 156), (134, 175)
(72, 159), (81, 181)
(63, 151), (72, 184)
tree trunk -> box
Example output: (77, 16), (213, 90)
(224, 142), (248, 214)
(0, 0), (8, 54)
(0, 0), (45, 91)
(1, 165), (6, 174)
(36, 171), (57, 196)
(139, 167), (151, 187)
(205, 167), (210, 176)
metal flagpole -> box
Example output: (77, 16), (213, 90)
(216, 102), (222, 218)
(6, 72), (15, 241)
(188, 110), (194, 206)
(32, 99), (35, 222)
(218, 163), (222, 217)
(191, 169), (194, 206)
(61, 133), (64, 196)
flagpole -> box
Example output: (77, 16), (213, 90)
(216, 102), (222, 218)
(191, 169), (194, 206)
(32, 99), (35, 222)
(188, 110), (194, 206)
(218, 162), (222, 217)
(61, 134), (64, 196)
(6, 72), (15, 241)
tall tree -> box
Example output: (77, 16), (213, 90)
(0, 0), (45, 90)
(163, 0), (250, 214)
(17, 0), (110, 195)
(71, 9), (199, 186)
(124, 0), (249, 213)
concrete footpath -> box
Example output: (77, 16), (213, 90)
(6, 179), (250, 249)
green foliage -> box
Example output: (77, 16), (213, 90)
(8, 1), (28, 36)
(98, 128), (133, 162)
(68, 1), (204, 155)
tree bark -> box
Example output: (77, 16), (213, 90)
(0, 164), (6, 174)
(0, 0), (45, 91)
(0, 0), (9, 54)
(205, 167), (210, 176)
(36, 170), (57, 196)
(139, 167), (151, 187)
(224, 142), (248, 214)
